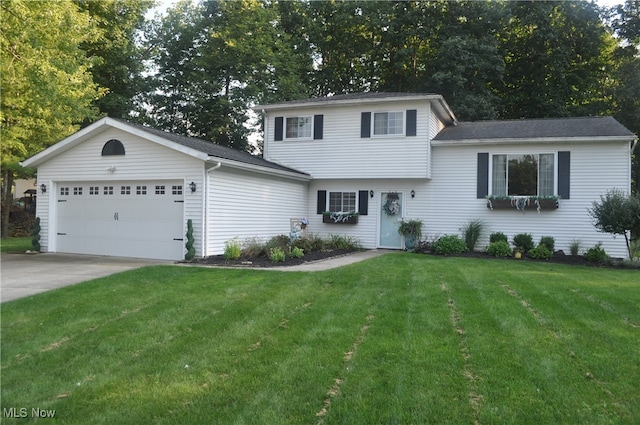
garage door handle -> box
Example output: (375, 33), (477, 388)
(57, 232), (67, 236)
(173, 238), (183, 241)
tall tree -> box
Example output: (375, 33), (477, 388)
(0, 0), (104, 237)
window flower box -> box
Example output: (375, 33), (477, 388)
(486, 196), (559, 212)
(322, 211), (359, 224)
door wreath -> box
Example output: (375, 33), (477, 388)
(383, 195), (400, 216)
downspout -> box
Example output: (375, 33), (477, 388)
(632, 138), (638, 153)
(204, 161), (222, 257)
(262, 109), (268, 159)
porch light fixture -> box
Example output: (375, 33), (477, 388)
(370, 190), (374, 198)
(411, 190), (415, 199)
(40, 184), (47, 193)
(189, 181), (197, 193)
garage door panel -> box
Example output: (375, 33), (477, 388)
(55, 181), (184, 260)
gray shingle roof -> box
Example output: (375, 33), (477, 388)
(433, 116), (634, 141)
(115, 119), (308, 176)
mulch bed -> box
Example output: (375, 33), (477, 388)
(184, 249), (357, 268)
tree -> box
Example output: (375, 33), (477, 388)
(588, 189), (640, 260)
(0, 0), (104, 237)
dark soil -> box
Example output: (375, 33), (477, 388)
(184, 249), (358, 268)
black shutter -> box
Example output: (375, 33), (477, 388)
(406, 109), (417, 136)
(358, 190), (369, 216)
(558, 151), (570, 199)
(317, 190), (327, 214)
(477, 153), (489, 199)
(274, 117), (284, 141)
(313, 114), (323, 140)
(361, 112), (371, 138)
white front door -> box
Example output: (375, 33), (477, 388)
(55, 181), (185, 260)
(379, 192), (403, 249)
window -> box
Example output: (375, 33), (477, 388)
(329, 192), (356, 213)
(155, 185), (165, 195)
(285, 116), (312, 139)
(89, 186), (99, 195)
(492, 154), (555, 197)
(136, 185), (147, 195)
(120, 186), (131, 195)
(101, 139), (125, 156)
(60, 187), (69, 196)
(73, 187), (83, 195)
(373, 111), (403, 135)
(103, 186), (114, 195)
(172, 185), (183, 195)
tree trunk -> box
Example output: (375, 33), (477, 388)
(1, 169), (15, 238)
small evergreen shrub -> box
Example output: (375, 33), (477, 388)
(539, 236), (555, 252)
(432, 234), (468, 255)
(529, 244), (552, 260)
(185, 219), (195, 260)
(290, 246), (304, 258)
(269, 247), (286, 262)
(224, 238), (242, 260)
(486, 241), (512, 257)
(490, 232), (508, 244)
(462, 219), (485, 251)
(512, 233), (534, 253)
(584, 244), (609, 263)
(31, 217), (41, 251)
(570, 240), (581, 256)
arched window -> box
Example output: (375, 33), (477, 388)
(102, 139), (125, 156)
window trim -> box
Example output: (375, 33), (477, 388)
(489, 152), (557, 197)
(372, 110), (405, 137)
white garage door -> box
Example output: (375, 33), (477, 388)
(55, 181), (185, 260)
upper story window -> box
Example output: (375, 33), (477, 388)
(373, 111), (403, 135)
(102, 139), (125, 156)
(286, 116), (312, 139)
(491, 153), (555, 197)
(329, 191), (356, 213)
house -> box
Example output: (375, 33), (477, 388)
(22, 93), (637, 260)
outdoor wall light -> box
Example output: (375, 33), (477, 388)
(40, 184), (47, 193)
(190, 181), (197, 193)
(370, 190), (374, 198)
(411, 190), (416, 198)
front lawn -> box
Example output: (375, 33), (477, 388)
(1, 254), (638, 424)
(1, 237), (32, 253)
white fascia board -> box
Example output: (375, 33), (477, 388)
(208, 157), (311, 181)
(430, 136), (635, 147)
(259, 94), (446, 112)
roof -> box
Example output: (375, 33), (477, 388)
(433, 116), (635, 142)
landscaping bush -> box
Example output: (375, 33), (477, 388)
(462, 219), (484, 251)
(242, 237), (266, 258)
(292, 233), (325, 252)
(290, 246), (304, 258)
(269, 247), (286, 263)
(325, 234), (361, 250)
(529, 244), (552, 260)
(31, 217), (41, 252)
(512, 233), (534, 253)
(486, 241), (512, 257)
(224, 238), (242, 260)
(539, 236), (555, 252)
(570, 240), (581, 256)
(490, 232), (508, 244)
(185, 219), (195, 260)
(432, 234), (468, 255)
(584, 244), (609, 263)
(265, 234), (291, 251)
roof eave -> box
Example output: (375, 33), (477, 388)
(259, 93), (446, 112)
(208, 156), (311, 181)
(431, 135), (635, 146)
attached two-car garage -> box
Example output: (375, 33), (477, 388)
(54, 180), (185, 260)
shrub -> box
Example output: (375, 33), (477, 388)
(529, 244), (552, 260)
(224, 238), (242, 260)
(486, 241), (512, 257)
(242, 237), (266, 258)
(265, 234), (291, 251)
(584, 244), (609, 263)
(570, 240), (581, 256)
(539, 236), (555, 252)
(292, 233), (325, 252)
(462, 219), (485, 251)
(185, 219), (195, 260)
(31, 217), (41, 251)
(290, 246), (304, 258)
(432, 234), (468, 255)
(269, 247), (286, 263)
(588, 189), (640, 260)
(512, 233), (534, 253)
(325, 234), (361, 250)
(490, 232), (508, 244)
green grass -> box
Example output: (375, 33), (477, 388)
(1, 254), (638, 424)
(1, 237), (32, 252)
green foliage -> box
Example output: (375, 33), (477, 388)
(289, 246), (304, 259)
(184, 219), (195, 260)
(242, 237), (266, 258)
(486, 241), (512, 257)
(529, 244), (552, 260)
(588, 189), (640, 259)
(585, 244), (609, 263)
(224, 238), (242, 260)
(432, 235), (468, 255)
(539, 236), (555, 252)
(462, 219), (485, 252)
(31, 217), (41, 251)
(325, 234), (361, 250)
(265, 234), (291, 252)
(570, 240), (581, 256)
(490, 232), (509, 244)
(397, 219), (423, 239)
(268, 247), (286, 263)
(512, 233), (534, 253)
(292, 233), (325, 252)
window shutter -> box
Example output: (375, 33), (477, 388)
(274, 117), (284, 141)
(406, 109), (417, 136)
(358, 190), (369, 216)
(477, 153), (489, 199)
(313, 114), (323, 140)
(317, 190), (327, 214)
(361, 112), (371, 138)
(558, 151), (570, 199)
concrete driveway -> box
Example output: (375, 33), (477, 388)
(1, 253), (171, 303)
